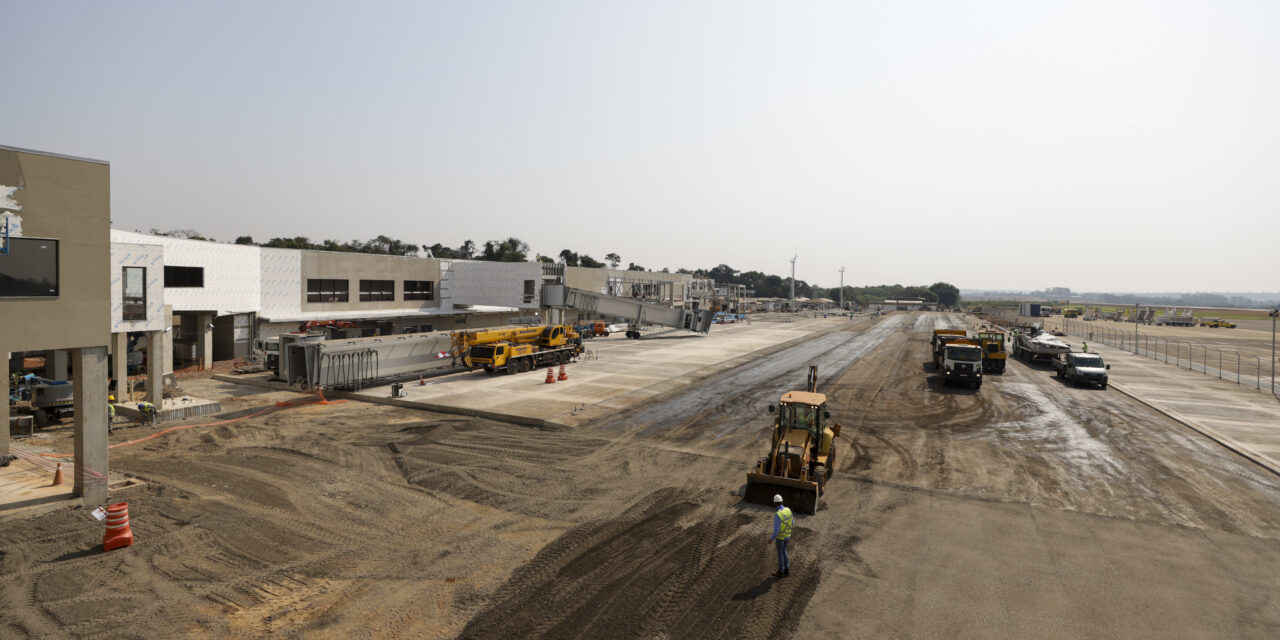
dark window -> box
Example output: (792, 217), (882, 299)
(523, 279), (536, 304)
(164, 266), (204, 287)
(306, 278), (349, 303)
(359, 279), (395, 302)
(122, 266), (146, 320)
(404, 280), (434, 301)
(0, 237), (58, 297)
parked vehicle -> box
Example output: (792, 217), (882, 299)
(1051, 351), (1110, 388)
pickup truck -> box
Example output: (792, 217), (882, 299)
(1052, 351), (1110, 389)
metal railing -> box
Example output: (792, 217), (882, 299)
(1062, 318), (1265, 392)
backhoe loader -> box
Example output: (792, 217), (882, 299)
(744, 365), (840, 515)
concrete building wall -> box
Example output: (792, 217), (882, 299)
(447, 260), (542, 309)
(0, 147), (110, 351)
(300, 251), (442, 313)
(112, 231), (260, 313)
(260, 248), (302, 319)
(109, 241), (166, 333)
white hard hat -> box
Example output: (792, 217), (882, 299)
(773, 494), (783, 503)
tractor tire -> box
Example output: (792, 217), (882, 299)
(34, 410), (48, 428)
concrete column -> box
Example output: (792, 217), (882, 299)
(145, 330), (165, 406)
(162, 306), (174, 381)
(197, 313), (214, 370)
(111, 332), (129, 400)
(72, 346), (109, 505)
(44, 349), (69, 380)
(1, 350), (8, 456)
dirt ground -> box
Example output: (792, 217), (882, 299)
(3, 312), (1280, 639)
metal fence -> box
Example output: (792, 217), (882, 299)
(1062, 318), (1269, 393)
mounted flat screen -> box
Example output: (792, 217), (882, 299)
(0, 237), (59, 297)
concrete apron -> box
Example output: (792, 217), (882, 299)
(215, 317), (862, 429)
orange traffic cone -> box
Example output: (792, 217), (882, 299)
(557, 364), (568, 381)
(51, 463), (63, 486)
(545, 367), (556, 384)
(102, 502), (133, 551)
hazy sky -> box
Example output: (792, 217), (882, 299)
(6, 1), (1277, 292)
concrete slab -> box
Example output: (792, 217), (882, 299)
(0, 458), (75, 517)
(1052, 334), (1280, 476)
(351, 317), (857, 426)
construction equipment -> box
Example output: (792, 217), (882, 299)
(745, 366), (841, 515)
(976, 331), (1007, 373)
(930, 329), (968, 370)
(1012, 330), (1071, 362)
(1063, 307), (1082, 319)
(1200, 318), (1236, 329)
(453, 324), (583, 374)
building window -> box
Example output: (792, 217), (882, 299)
(0, 238), (59, 297)
(404, 280), (434, 301)
(122, 266), (146, 320)
(359, 279), (395, 302)
(307, 278), (349, 303)
(523, 279), (536, 304)
(164, 265), (204, 287)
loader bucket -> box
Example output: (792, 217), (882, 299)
(744, 472), (820, 515)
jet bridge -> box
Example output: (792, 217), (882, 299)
(543, 284), (716, 335)
(284, 331), (458, 391)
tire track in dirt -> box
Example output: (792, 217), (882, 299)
(458, 488), (820, 640)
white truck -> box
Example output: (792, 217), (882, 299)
(1051, 351), (1110, 389)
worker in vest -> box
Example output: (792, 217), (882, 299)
(769, 494), (793, 577)
(138, 401), (158, 425)
(107, 395), (116, 434)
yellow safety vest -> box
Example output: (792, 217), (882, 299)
(777, 507), (793, 540)
(108, 404), (116, 418)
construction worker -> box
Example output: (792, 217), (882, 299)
(768, 494), (793, 577)
(107, 395), (116, 434)
(1083, 342), (1088, 352)
(137, 401), (158, 425)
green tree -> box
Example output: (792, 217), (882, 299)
(480, 237), (529, 262)
(605, 253), (621, 269)
(558, 249), (580, 267)
(929, 282), (960, 307)
(234, 235), (255, 245)
(626, 262), (645, 271)
(579, 254), (605, 268)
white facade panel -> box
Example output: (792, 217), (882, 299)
(259, 248), (302, 318)
(446, 261), (542, 309)
(109, 241), (166, 332)
(113, 231), (261, 314)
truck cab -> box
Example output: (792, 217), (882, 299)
(977, 331), (1006, 373)
(1053, 351), (1110, 388)
(941, 343), (983, 388)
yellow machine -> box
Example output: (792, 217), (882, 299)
(745, 366), (840, 515)
(1200, 318), (1236, 329)
(1063, 308), (1082, 318)
(977, 331), (1007, 373)
(451, 324), (582, 374)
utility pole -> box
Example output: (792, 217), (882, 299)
(788, 254), (797, 306)
(838, 266), (845, 310)
(1135, 303), (1140, 354)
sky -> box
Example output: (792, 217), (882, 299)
(5, 1), (1277, 292)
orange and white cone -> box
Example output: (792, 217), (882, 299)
(545, 367), (556, 384)
(103, 502), (133, 551)
(557, 364), (568, 381)
(51, 463), (63, 486)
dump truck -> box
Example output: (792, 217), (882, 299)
(453, 324), (583, 374)
(1052, 351), (1110, 388)
(1063, 307), (1082, 318)
(1200, 318), (1236, 329)
(745, 366), (841, 515)
(931, 329), (968, 370)
(977, 331), (1007, 373)
(939, 340), (983, 388)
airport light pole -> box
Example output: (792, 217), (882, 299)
(838, 266), (845, 310)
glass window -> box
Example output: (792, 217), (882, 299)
(122, 266), (146, 320)
(0, 238), (59, 297)
(164, 266), (204, 287)
(359, 279), (395, 302)
(404, 280), (434, 301)
(306, 278), (349, 303)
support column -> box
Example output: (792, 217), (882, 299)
(162, 306), (174, 382)
(1, 350), (8, 456)
(197, 312), (213, 370)
(145, 330), (165, 406)
(72, 346), (109, 505)
(111, 332), (129, 400)
(44, 349), (69, 380)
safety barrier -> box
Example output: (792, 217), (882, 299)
(1062, 319), (1265, 391)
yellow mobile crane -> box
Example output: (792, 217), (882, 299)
(451, 324), (583, 374)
